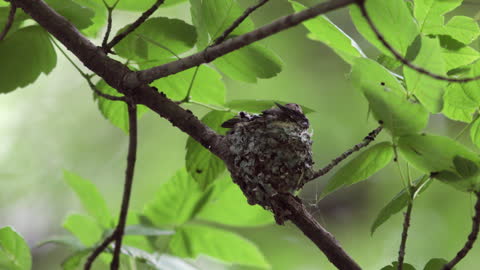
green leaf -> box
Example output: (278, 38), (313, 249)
(213, 43), (283, 83)
(116, 0), (188, 12)
(63, 170), (112, 229)
(350, 0), (418, 57)
(290, 0), (364, 64)
(442, 83), (478, 123)
(74, 0), (108, 37)
(471, 117), (480, 149)
(0, 26), (57, 94)
(186, 111), (233, 189)
(381, 262), (416, 270)
(121, 246), (199, 270)
(169, 224), (270, 269)
(371, 176), (431, 235)
(46, 0), (95, 30)
(197, 176), (274, 227)
(322, 142), (394, 197)
(423, 258), (454, 270)
(62, 249), (92, 270)
(350, 58), (429, 136)
(453, 61), (480, 104)
(0, 227), (32, 270)
(439, 16), (480, 45)
(404, 36), (446, 113)
(123, 225), (174, 236)
(63, 214), (103, 247)
(113, 17), (196, 61)
(143, 169), (210, 226)
(0, 8), (29, 39)
(398, 134), (480, 191)
(37, 235), (85, 250)
(377, 54), (401, 71)
(414, 0), (462, 36)
(225, 99), (315, 114)
(96, 80), (149, 133)
(441, 45), (480, 72)
(148, 65), (226, 106)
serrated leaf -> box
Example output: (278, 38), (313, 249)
(398, 134), (480, 191)
(61, 248), (92, 270)
(350, 58), (429, 136)
(74, 0), (108, 37)
(63, 170), (112, 229)
(186, 111), (233, 189)
(423, 258), (454, 270)
(46, 0), (95, 30)
(404, 36), (446, 113)
(381, 262), (416, 270)
(147, 65), (226, 106)
(226, 99), (315, 114)
(350, 0), (418, 57)
(0, 26), (57, 94)
(371, 176), (431, 235)
(213, 43), (283, 83)
(0, 227), (32, 270)
(442, 83), (478, 123)
(322, 142), (394, 197)
(197, 176), (274, 227)
(63, 214), (103, 246)
(439, 16), (480, 45)
(169, 224), (270, 269)
(143, 169), (209, 226)
(290, 0), (364, 64)
(114, 17), (196, 61)
(96, 80), (149, 133)
(414, 0), (462, 36)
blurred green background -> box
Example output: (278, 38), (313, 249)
(1, 0), (480, 269)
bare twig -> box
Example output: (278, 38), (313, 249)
(101, 0), (120, 49)
(212, 0), (269, 46)
(442, 192), (480, 270)
(132, 0), (356, 85)
(357, 2), (480, 83)
(84, 232), (117, 270)
(0, 2), (17, 41)
(308, 125), (383, 182)
(397, 202), (413, 270)
(273, 194), (362, 270)
(104, 0), (165, 52)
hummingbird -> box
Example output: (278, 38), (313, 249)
(221, 103), (309, 129)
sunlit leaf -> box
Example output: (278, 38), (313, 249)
(439, 16), (480, 45)
(63, 214), (103, 246)
(0, 227), (32, 270)
(290, 0), (364, 64)
(169, 225), (270, 269)
(186, 111), (233, 189)
(414, 0), (462, 36)
(322, 142), (393, 197)
(350, 58), (429, 136)
(63, 170), (112, 228)
(0, 26), (57, 94)
(442, 83), (478, 123)
(116, 0), (188, 12)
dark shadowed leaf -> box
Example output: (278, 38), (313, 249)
(423, 258), (454, 270)
(381, 262), (416, 270)
(74, 0), (108, 37)
(46, 0), (95, 30)
(0, 227), (32, 270)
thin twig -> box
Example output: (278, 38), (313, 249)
(101, 0), (120, 49)
(84, 232), (117, 270)
(357, 2), (480, 83)
(308, 125), (383, 182)
(397, 201), (413, 270)
(212, 0), (269, 46)
(443, 192), (480, 270)
(110, 101), (138, 270)
(0, 2), (17, 41)
(104, 0), (165, 52)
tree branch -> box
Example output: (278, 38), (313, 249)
(307, 125), (383, 182)
(104, 0), (165, 52)
(273, 194), (362, 270)
(357, 1), (480, 83)
(0, 2), (17, 41)
(397, 202), (413, 270)
(131, 0), (356, 86)
(101, 0), (120, 49)
(212, 0), (270, 46)
(84, 232), (117, 270)
(442, 192), (480, 270)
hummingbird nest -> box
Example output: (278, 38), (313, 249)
(222, 103), (315, 221)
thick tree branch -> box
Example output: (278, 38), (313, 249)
(0, 2), (16, 41)
(397, 202), (413, 270)
(104, 0), (165, 52)
(212, 0), (269, 46)
(442, 192), (480, 270)
(357, 2), (480, 83)
(274, 194), (362, 270)
(307, 125), (383, 182)
(131, 0), (356, 86)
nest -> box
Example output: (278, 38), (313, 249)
(223, 104), (314, 219)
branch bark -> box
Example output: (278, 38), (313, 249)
(0, 2), (17, 41)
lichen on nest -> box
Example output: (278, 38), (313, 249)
(223, 103), (315, 221)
